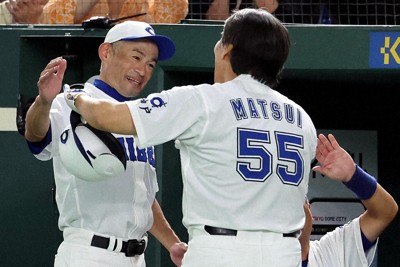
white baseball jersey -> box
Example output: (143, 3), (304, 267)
(127, 74), (317, 233)
(308, 217), (378, 267)
(27, 82), (158, 239)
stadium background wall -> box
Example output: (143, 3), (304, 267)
(0, 23), (399, 266)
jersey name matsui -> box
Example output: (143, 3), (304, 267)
(230, 98), (303, 128)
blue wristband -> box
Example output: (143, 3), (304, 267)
(343, 165), (377, 200)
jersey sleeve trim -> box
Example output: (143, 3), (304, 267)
(26, 126), (52, 155)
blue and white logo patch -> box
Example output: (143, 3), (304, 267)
(138, 97), (167, 113)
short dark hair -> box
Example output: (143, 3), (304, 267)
(222, 8), (290, 88)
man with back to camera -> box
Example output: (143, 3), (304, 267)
(64, 8), (318, 267)
(24, 21), (187, 266)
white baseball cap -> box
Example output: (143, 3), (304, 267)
(104, 21), (176, 61)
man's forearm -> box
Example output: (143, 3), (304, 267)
(74, 94), (136, 135)
(360, 183), (398, 242)
(24, 95), (52, 141)
(149, 200), (181, 250)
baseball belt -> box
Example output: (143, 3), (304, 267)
(91, 235), (146, 257)
(204, 225), (299, 238)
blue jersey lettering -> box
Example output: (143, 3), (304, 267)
(230, 98), (303, 128)
(117, 137), (156, 167)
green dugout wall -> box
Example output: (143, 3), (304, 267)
(0, 23), (399, 266)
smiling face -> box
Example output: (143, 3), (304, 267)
(98, 39), (159, 98)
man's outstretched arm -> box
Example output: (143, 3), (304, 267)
(312, 133), (398, 243)
(25, 57), (66, 142)
(69, 92), (136, 135)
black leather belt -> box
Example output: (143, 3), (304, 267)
(204, 225), (299, 238)
(91, 235), (146, 257)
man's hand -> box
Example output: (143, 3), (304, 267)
(6, 0), (48, 24)
(169, 242), (188, 266)
(64, 84), (89, 113)
(37, 57), (67, 105)
(312, 133), (356, 182)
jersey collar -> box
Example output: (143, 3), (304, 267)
(93, 79), (132, 102)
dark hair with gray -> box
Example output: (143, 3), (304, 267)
(222, 8), (290, 88)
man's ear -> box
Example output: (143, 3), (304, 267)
(98, 42), (112, 62)
(222, 43), (234, 61)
